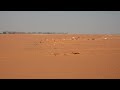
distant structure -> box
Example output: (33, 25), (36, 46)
(1, 31), (68, 34)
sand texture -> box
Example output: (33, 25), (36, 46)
(0, 34), (120, 79)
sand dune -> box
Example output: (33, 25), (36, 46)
(0, 34), (120, 79)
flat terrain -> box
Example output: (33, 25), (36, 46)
(0, 34), (120, 79)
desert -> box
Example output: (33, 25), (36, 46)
(0, 34), (120, 79)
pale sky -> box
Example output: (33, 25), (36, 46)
(0, 11), (120, 34)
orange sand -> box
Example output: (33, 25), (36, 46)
(0, 34), (120, 79)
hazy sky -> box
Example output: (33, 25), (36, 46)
(0, 11), (120, 34)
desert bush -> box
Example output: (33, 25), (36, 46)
(3, 32), (7, 34)
(92, 38), (95, 40)
(72, 52), (80, 54)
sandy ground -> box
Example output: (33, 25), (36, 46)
(0, 34), (120, 79)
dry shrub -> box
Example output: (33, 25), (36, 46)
(92, 38), (95, 40)
(72, 52), (80, 54)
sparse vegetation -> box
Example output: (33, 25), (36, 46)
(71, 52), (80, 54)
(3, 32), (6, 34)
